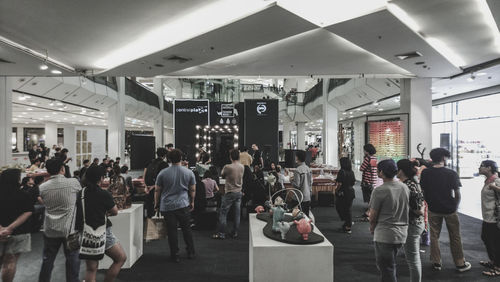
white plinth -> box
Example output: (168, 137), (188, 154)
(99, 204), (143, 269)
(249, 214), (334, 282)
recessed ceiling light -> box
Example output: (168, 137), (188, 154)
(373, 102), (379, 106)
(52, 112), (57, 115)
(56, 101), (63, 106)
(27, 108), (33, 111)
(51, 69), (62, 74)
(30, 102), (37, 106)
(22, 112), (27, 114)
(13, 118), (17, 121)
(363, 112), (367, 115)
(378, 108), (384, 111)
(39, 64), (49, 70)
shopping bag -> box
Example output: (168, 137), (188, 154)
(144, 215), (167, 242)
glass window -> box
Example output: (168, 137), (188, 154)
(23, 128), (45, 152)
(457, 93), (500, 120)
(432, 103), (453, 123)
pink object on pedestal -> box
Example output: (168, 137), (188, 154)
(255, 206), (265, 214)
(294, 218), (312, 240)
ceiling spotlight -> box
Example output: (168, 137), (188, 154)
(378, 108), (384, 111)
(349, 111), (353, 114)
(49, 101), (55, 106)
(349, 115), (354, 118)
(342, 112), (347, 115)
(363, 112), (367, 115)
(373, 102), (379, 106)
(51, 69), (62, 74)
(40, 64), (49, 70)
(56, 101), (63, 106)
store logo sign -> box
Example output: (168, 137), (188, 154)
(175, 105), (208, 114)
(256, 102), (267, 116)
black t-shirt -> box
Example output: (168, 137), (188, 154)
(252, 150), (262, 166)
(79, 185), (115, 230)
(335, 169), (356, 199)
(21, 185), (40, 205)
(0, 190), (34, 235)
(420, 167), (462, 214)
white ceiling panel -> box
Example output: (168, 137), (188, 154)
(103, 4), (317, 76)
(11, 77), (33, 89)
(18, 77), (63, 95)
(168, 29), (413, 77)
(44, 82), (79, 101)
(63, 87), (95, 104)
(326, 9), (460, 77)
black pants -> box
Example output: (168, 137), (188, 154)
(481, 222), (500, 267)
(162, 207), (195, 258)
(301, 201), (311, 217)
(335, 196), (354, 228)
(146, 188), (155, 218)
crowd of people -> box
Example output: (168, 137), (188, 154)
(2, 140), (500, 282)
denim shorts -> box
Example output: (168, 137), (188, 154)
(105, 227), (118, 250)
(0, 233), (31, 254)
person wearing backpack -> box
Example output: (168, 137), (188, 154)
(79, 166), (126, 282)
(143, 148), (169, 218)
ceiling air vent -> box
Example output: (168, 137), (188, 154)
(395, 51), (422, 60)
(0, 58), (14, 64)
(163, 55), (192, 64)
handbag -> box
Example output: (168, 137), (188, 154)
(65, 198), (80, 252)
(144, 213), (167, 242)
(79, 188), (107, 260)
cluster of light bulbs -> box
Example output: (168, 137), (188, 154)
(195, 124), (240, 154)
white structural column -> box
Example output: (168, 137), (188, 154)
(44, 123), (58, 148)
(153, 78), (164, 148)
(296, 122), (306, 150)
(322, 80), (339, 166)
(16, 127), (23, 152)
(400, 78), (432, 158)
(0, 77), (13, 165)
(108, 77), (126, 160)
(282, 122), (291, 149)
(63, 126), (76, 172)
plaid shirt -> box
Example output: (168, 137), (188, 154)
(39, 175), (82, 238)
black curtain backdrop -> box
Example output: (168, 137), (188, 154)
(130, 135), (155, 170)
(236, 102), (245, 150)
(244, 99), (279, 169)
(174, 100), (209, 166)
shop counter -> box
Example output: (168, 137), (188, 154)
(99, 204), (143, 269)
(249, 214), (334, 282)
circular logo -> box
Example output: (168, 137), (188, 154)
(256, 104), (267, 115)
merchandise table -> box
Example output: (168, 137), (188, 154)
(99, 204), (144, 269)
(249, 214), (334, 282)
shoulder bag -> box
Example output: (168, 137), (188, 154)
(79, 187), (107, 260)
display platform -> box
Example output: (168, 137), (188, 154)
(249, 214), (334, 282)
(256, 213), (324, 245)
(99, 204), (143, 269)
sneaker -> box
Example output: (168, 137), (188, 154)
(456, 261), (472, 272)
(432, 263), (442, 271)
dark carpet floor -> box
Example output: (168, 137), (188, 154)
(12, 185), (492, 282)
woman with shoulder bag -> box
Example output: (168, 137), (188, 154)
(80, 166), (126, 282)
(397, 159), (425, 282)
(479, 160), (500, 277)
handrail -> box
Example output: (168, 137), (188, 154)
(85, 76), (118, 91)
(125, 78), (160, 108)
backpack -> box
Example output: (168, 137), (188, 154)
(145, 158), (165, 186)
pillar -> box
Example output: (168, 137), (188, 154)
(44, 123), (58, 148)
(108, 77), (126, 160)
(400, 78), (432, 158)
(296, 122), (306, 150)
(16, 127), (23, 152)
(0, 77), (13, 165)
(282, 122), (292, 149)
(153, 78), (164, 148)
(322, 79), (339, 166)
(63, 126), (76, 173)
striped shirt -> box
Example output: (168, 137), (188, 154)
(39, 175), (82, 238)
(360, 155), (378, 185)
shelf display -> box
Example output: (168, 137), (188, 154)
(368, 120), (406, 162)
(457, 140), (498, 178)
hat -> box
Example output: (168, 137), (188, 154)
(377, 159), (397, 175)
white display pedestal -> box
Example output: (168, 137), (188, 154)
(99, 204), (143, 269)
(249, 214), (334, 282)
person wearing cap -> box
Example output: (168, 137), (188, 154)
(368, 159), (409, 282)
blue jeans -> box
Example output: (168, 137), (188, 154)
(217, 192), (242, 236)
(404, 222), (425, 282)
(39, 235), (80, 282)
(374, 242), (403, 282)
